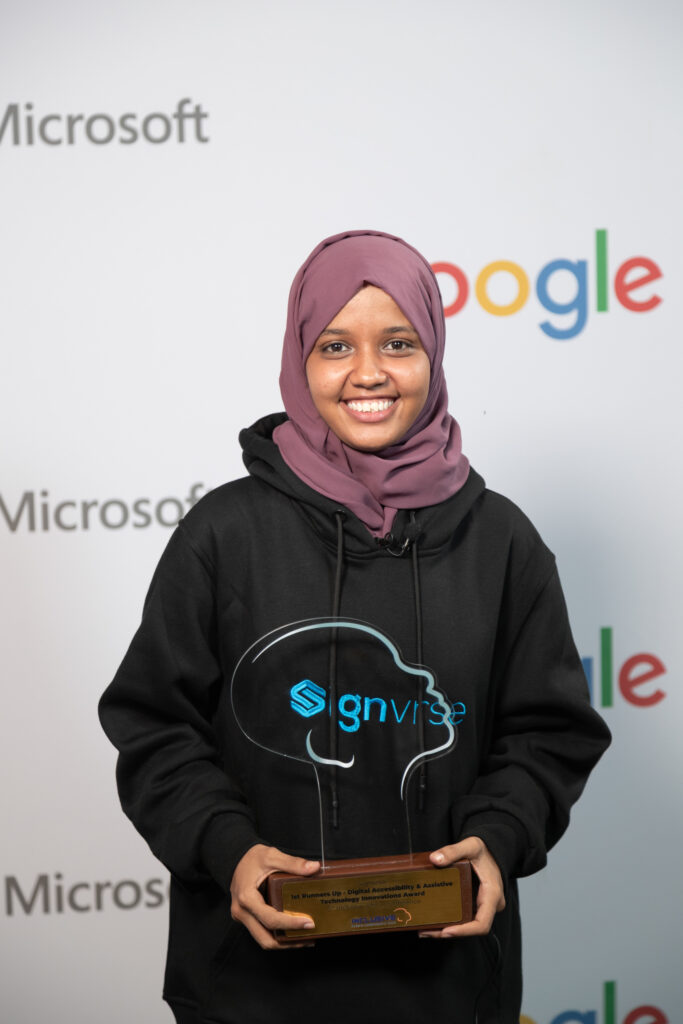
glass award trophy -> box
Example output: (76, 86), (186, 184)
(231, 618), (473, 940)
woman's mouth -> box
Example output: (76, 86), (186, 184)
(342, 397), (397, 421)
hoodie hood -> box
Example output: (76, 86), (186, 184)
(241, 412), (485, 558)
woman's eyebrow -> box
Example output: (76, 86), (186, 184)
(318, 324), (419, 338)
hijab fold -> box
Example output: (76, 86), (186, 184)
(274, 230), (469, 537)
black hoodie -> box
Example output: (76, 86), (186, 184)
(99, 413), (610, 1024)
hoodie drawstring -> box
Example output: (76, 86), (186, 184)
(329, 510), (345, 829)
(329, 511), (427, 830)
(409, 511), (427, 812)
(377, 516), (427, 811)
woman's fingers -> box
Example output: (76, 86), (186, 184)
(235, 884), (315, 931)
(420, 837), (505, 939)
(230, 844), (320, 949)
(240, 910), (315, 951)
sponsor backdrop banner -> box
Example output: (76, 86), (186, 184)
(1, 1), (680, 1021)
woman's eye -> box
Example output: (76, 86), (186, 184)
(384, 339), (413, 352)
(321, 341), (350, 355)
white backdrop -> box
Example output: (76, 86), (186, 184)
(1, 2), (681, 1022)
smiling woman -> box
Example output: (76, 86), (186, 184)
(305, 285), (431, 451)
(274, 231), (470, 538)
(99, 229), (610, 1024)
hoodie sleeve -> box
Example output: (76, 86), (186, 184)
(451, 556), (611, 888)
(98, 525), (260, 896)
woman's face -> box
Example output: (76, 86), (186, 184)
(305, 286), (431, 452)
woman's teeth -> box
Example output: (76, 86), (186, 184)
(346, 399), (395, 412)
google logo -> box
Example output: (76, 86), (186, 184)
(521, 979), (668, 1024)
(581, 627), (666, 709)
(432, 229), (662, 340)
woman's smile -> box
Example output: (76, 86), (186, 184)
(305, 286), (431, 451)
(343, 397), (396, 417)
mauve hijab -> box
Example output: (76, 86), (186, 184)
(273, 230), (469, 537)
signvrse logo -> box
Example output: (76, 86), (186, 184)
(290, 679), (327, 717)
(433, 229), (662, 340)
(231, 619), (458, 800)
(0, 98), (209, 146)
(290, 678), (466, 734)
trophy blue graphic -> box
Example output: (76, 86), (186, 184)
(230, 618), (473, 939)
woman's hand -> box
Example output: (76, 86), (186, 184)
(419, 836), (506, 938)
(230, 843), (320, 950)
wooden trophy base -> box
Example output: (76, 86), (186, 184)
(267, 852), (473, 941)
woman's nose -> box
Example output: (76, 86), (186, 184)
(349, 348), (387, 387)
